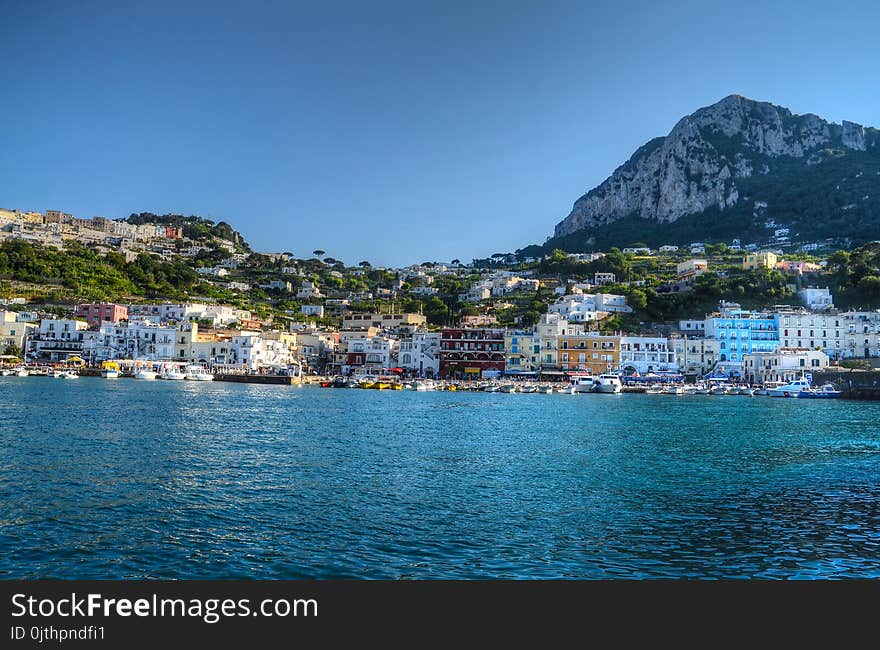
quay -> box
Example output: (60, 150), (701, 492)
(812, 370), (880, 400)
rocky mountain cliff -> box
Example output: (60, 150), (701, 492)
(547, 95), (880, 250)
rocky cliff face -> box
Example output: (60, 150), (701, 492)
(554, 95), (879, 238)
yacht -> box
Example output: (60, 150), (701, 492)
(569, 375), (596, 394)
(767, 377), (812, 398)
(593, 373), (623, 394)
(184, 364), (214, 381)
(798, 383), (842, 399)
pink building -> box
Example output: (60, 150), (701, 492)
(74, 303), (129, 328)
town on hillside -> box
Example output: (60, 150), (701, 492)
(1, 206), (879, 383)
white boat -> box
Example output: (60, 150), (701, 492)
(0, 368), (14, 376)
(500, 384), (518, 393)
(161, 367), (187, 380)
(767, 377), (812, 398)
(413, 380), (434, 391)
(593, 373), (623, 394)
(101, 369), (120, 379)
(665, 385), (687, 395)
(15, 367), (29, 377)
(184, 364), (214, 381)
(538, 386), (553, 394)
(482, 384), (501, 392)
(798, 383), (842, 399)
(558, 385), (576, 394)
(59, 370), (79, 379)
(520, 385), (537, 394)
(569, 375), (596, 394)
(134, 369), (158, 380)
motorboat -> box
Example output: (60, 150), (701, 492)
(101, 361), (121, 379)
(500, 384), (518, 393)
(134, 369), (158, 380)
(593, 373), (623, 394)
(798, 383), (842, 399)
(59, 370), (79, 379)
(162, 368), (187, 380)
(520, 385), (537, 394)
(538, 385), (553, 394)
(15, 367), (29, 377)
(767, 377), (812, 398)
(569, 375), (596, 394)
(184, 364), (214, 381)
(482, 384), (501, 392)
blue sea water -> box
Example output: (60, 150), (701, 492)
(1, 377), (879, 579)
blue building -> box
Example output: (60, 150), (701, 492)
(704, 302), (779, 375)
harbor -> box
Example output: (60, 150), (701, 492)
(2, 378), (879, 579)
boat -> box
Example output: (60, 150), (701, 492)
(737, 386), (753, 396)
(767, 377), (812, 398)
(446, 384), (457, 391)
(593, 373), (623, 394)
(482, 384), (500, 392)
(0, 368), (13, 376)
(665, 385), (687, 395)
(345, 379), (359, 388)
(60, 370), (79, 379)
(15, 367), (29, 377)
(134, 369), (158, 380)
(645, 384), (664, 394)
(694, 384), (710, 395)
(520, 385), (537, 394)
(798, 383), (842, 399)
(538, 386), (553, 394)
(162, 367), (187, 380)
(101, 361), (121, 379)
(569, 375), (596, 394)
(500, 384), (518, 393)
(557, 385), (576, 394)
(184, 364), (214, 381)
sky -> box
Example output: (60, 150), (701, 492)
(2, 0), (880, 267)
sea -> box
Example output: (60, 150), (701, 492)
(1, 378), (879, 579)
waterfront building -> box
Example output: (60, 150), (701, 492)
(27, 318), (88, 361)
(618, 336), (678, 374)
(593, 272), (616, 286)
(230, 333), (293, 370)
(0, 311), (36, 354)
(742, 347), (830, 384)
(774, 309), (880, 360)
(504, 331), (539, 375)
(439, 328), (505, 379)
(82, 319), (178, 362)
(704, 303), (779, 369)
(74, 303), (129, 328)
(556, 333), (620, 375)
(670, 335), (719, 377)
(397, 332), (440, 377)
(536, 313), (584, 370)
(743, 252), (778, 271)
(333, 335), (397, 374)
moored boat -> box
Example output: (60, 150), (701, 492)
(134, 369), (158, 380)
(797, 383), (842, 399)
(101, 361), (121, 379)
(184, 364), (214, 381)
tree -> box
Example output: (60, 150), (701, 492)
(451, 259), (461, 266)
(312, 249), (326, 259)
(359, 260), (371, 268)
(3, 344), (21, 358)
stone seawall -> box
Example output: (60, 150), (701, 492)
(812, 370), (880, 400)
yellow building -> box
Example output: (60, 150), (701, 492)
(743, 252), (778, 271)
(556, 334), (620, 374)
(504, 332), (539, 374)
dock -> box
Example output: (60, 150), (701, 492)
(812, 370), (880, 400)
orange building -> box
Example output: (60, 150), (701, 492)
(556, 334), (620, 374)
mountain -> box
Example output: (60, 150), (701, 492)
(525, 95), (880, 255)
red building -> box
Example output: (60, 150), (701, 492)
(439, 328), (505, 379)
(74, 303), (129, 328)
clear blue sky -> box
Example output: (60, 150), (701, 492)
(2, 1), (879, 266)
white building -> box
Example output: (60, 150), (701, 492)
(742, 348), (829, 383)
(594, 272), (616, 286)
(231, 333), (293, 370)
(27, 318), (88, 361)
(296, 281), (324, 299)
(0, 310), (36, 353)
(196, 266), (229, 278)
(679, 319), (706, 334)
(671, 335), (719, 376)
(798, 287), (833, 311)
(397, 332), (440, 376)
(82, 320), (178, 361)
(618, 336), (678, 374)
(659, 245), (679, 253)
